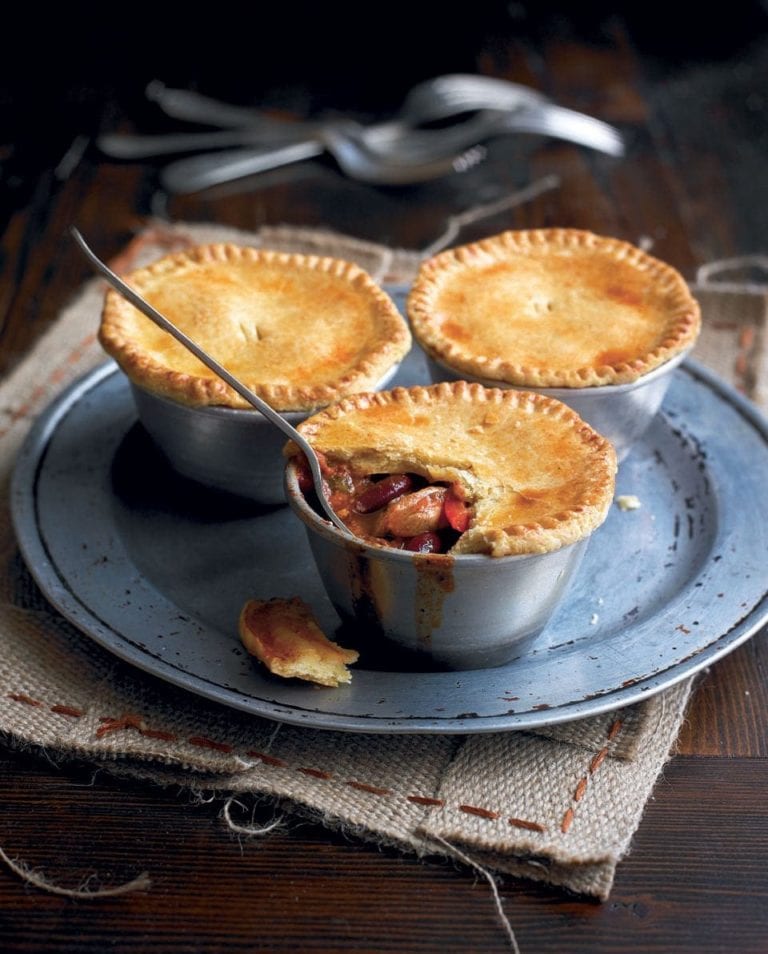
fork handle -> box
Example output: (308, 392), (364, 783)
(145, 81), (292, 129)
(98, 125), (317, 159)
(159, 140), (325, 194)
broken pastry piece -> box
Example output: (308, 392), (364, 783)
(238, 597), (359, 687)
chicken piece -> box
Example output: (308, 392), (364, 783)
(377, 485), (448, 538)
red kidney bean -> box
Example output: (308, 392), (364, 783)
(404, 531), (443, 553)
(354, 474), (415, 513)
(295, 456), (315, 494)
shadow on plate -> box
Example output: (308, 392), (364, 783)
(110, 422), (284, 524)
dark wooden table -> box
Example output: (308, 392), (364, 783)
(2, 8), (767, 952)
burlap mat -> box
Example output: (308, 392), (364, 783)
(1, 221), (766, 900)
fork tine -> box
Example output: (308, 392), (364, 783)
(403, 74), (623, 156)
(498, 105), (625, 156)
(400, 73), (546, 123)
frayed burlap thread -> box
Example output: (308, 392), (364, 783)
(2, 220), (764, 899)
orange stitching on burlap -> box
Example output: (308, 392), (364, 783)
(6, 692), (553, 834)
(607, 718), (622, 741)
(7, 692), (86, 721)
(407, 795), (445, 807)
(0, 334), (97, 440)
(140, 728), (177, 741)
(589, 747), (609, 774)
(50, 704), (84, 718)
(7, 693), (43, 707)
(94, 714), (178, 742)
(246, 751), (287, 767)
(509, 818), (546, 833)
(96, 714), (148, 738)
(189, 736), (233, 753)
(347, 780), (393, 796)
(559, 718), (624, 834)
(297, 767), (333, 780)
(460, 805), (500, 820)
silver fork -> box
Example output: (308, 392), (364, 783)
(160, 100), (621, 194)
(97, 77), (524, 160)
(159, 120), (488, 192)
(143, 75), (548, 131)
(98, 85), (492, 187)
(104, 74), (623, 192)
(101, 74), (623, 161)
(403, 73), (624, 156)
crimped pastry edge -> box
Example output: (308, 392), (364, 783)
(407, 228), (701, 388)
(98, 243), (412, 411)
(287, 380), (618, 556)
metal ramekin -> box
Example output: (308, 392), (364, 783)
(130, 363), (402, 506)
(422, 351), (691, 462)
(284, 459), (590, 670)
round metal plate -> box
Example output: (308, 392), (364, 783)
(11, 347), (768, 733)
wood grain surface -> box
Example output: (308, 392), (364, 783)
(2, 7), (767, 952)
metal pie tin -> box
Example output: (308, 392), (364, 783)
(423, 351), (691, 462)
(129, 363), (403, 505)
(284, 460), (590, 671)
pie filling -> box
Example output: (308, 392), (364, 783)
(295, 455), (472, 554)
(286, 382), (618, 558)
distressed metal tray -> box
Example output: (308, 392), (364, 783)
(11, 350), (768, 733)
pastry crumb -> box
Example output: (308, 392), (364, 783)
(616, 494), (642, 511)
(238, 597), (358, 687)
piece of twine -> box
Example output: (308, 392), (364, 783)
(419, 174), (561, 258)
(221, 724), (287, 838)
(219, 800), (523, 951)
(222, 797), (285, 838)
(0, 844), (150, 899)
(427, 834), (521, 954)
(0, 796), (283, 900)
(696, 254), (768, 294)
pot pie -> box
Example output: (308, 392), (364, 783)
(99, 243), (412, 411)
(407, 228), (701, 388)
(286, 380), (617, 557)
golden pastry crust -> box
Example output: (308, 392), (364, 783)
(407, 228), (701, 388)
(99, 243), (412, 411)
(286, 381), (617, 556)
(238, 597), (359, 687)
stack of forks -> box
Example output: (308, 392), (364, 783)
(98, 74), (625, 193)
